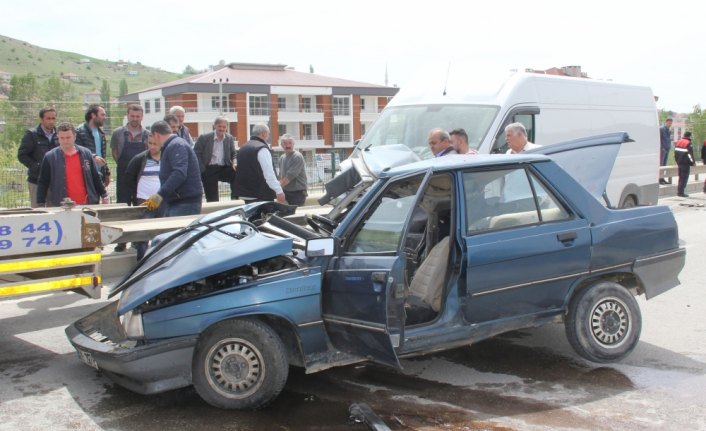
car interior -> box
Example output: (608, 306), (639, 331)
(404, 174), (454, 325)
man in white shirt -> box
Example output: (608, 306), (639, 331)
(505, 122), (541, 154)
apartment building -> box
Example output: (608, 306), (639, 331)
(119, 62), (398, 160)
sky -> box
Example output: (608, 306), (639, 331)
(2, 0), (704, 113)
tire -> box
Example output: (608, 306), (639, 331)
(621, 195), (637, 208)
(565, 281), (642, 363)
(192, 319), (288, 409)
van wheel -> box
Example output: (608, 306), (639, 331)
(565, 281), (641, 363)
(620, 195), (637, 208)
(192, 319), (288, 409)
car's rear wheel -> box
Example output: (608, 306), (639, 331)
(621, 195), (637, 208)
(192, 319), (288, 409)
(565, 281), (641, 363)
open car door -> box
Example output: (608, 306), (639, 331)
(321, 170), (431, 368)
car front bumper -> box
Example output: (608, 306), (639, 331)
(65, 301), (197, 394)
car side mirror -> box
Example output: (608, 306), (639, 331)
(305, 237), (339, 257)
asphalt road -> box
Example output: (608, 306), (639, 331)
(1, 195), (705, 431)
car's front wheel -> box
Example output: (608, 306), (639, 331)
(192, 319), (288, 409)
(565, 281), (642, 363)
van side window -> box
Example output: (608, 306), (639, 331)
(464, 168), (569, 233)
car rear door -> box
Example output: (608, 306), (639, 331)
(462, 165), (591, 323)
(322, 171), (430, 367)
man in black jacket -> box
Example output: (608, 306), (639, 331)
(75, 104), (111, 187)
(194, 117), (237, 202)
(17, 107), (58, 207)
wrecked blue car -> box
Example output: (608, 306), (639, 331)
(66, 133), (685, 409)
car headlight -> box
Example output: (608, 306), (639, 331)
(119, 309), (144, 339)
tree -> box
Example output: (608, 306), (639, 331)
(41, 76), (70, 103)
(119, 79), (128, 96)
(183, 65), (197, 75)
(8, 73), (39, 131)
(687, 105), (706, 160)
(100, 80), (112, 130)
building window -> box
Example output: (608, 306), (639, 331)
(144, 100), (151, 114)
(278, 97), (286, 110)
(249, 95), (270, 115)
(302, 97), (312, 113)
(154, 99), (161, 113)
(303, 124), (313, 139)
(333, 96), (350, 116)
(334, 123), (351, 142)
(211, 96), (229, 111)
(361, 123), (367, 137)
(278, 124), (286, 137)
(360, 98), (366, 111)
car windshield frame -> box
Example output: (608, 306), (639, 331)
(362, 104), (500, 158)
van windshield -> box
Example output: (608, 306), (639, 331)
(362, 104), (499, 159)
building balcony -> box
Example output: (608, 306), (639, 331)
(185, 108), (238, 123)
(278, 108), (324, 122)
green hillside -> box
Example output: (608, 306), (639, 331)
(0, 34), (181, 98)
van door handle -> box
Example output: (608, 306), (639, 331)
(557, 231), (577, 244)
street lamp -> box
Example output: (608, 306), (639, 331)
(213, 77), (229, 115)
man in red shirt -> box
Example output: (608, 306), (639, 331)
(36, 122), (109, 207)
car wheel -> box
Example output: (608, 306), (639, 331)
(565, 281), (642, 363)
(192, 319), (288, 409)
(621, 195), (637, 208)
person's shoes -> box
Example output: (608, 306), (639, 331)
(114, 243), (127, 252)
(677, 193), (689, 198)
(659, 179), (668, 185)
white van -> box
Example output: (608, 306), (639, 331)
(351, 71), (659, 208)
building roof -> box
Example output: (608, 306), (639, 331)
(120, 62), (397, 101)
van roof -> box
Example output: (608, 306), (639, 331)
(388, 71), (655, 108)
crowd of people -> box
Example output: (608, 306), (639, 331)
(18, 109), (543, 217)
(16, 103), (311, 258)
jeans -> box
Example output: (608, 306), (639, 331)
(165, 200), (202, 217)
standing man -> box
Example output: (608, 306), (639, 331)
(111, 104), (149, 204)
(75, 104), (111, 187)
(17, 107), (58, 207)
(125, 133), (163, 260)
(449, 128), (478, 155)
(427, 128), (457, 157)
(674, 131), (694, 198)
(143, 121), (203, 216)
(36, 122), (109, 207)
(164, 114), (180, 134)
(505, 122), (541, 154)
(232, 123), (285, 203)
(110, 104), (149, 251)
(277, 134), (308, 206)
(659, 117), (673, 184)
(194, 117), (237, 202)
(168, 106), (194, 146)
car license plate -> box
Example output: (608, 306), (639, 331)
(77, 349), (98, 370)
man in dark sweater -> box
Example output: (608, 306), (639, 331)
(143, 121), (203, 216)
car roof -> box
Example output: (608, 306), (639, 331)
(378, 153), (550, 178)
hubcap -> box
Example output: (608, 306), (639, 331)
(589, 297), (630, 348)
(206, 338), (264, 398)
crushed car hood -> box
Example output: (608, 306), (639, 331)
(114, 209), (294, 315)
